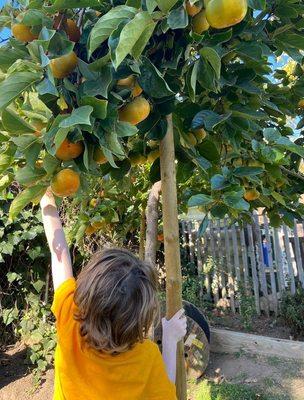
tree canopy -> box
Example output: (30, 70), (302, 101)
(0, 0), (303, 231)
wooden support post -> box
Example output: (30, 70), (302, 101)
(160, 114), (187, 400)
(139, 207), (146, 260)
(145, 181), (161, 265)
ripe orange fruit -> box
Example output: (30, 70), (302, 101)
(117, 75), (135, 87)
(129, 153), (147, 166)
(157, 233), (164, 242)
(298, 99), (304, 109)
(85, 224), (97, 235)
(147, 149), (160, 163)
(12, 23), (38, 42)
(94, 148), (108, 164)
(50, 52), (78, 79)
(118, 97), (150, 125)
(186, 132), (197, 147)
(192, 10), (210, 34)
(244, 189), (260, 201)
(92, 220), (107, 230)
(185, 1), (202, 16)
(53, 16), (80, 42)
(233, 158), (243, 167)
(206, 0), (247, 29)
(55, 138), (84, 161)
(65, 19), (80, 42)
(51, 169), (80, 197)
(132, 81), (143, 97)
(90, 198), (98, 208)
(193, 128), (207, 143)
(247, 159), (265, 168)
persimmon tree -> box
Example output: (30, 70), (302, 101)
(1, 0), (304, 397)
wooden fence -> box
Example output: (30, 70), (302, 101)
(181, 212), (304, 316)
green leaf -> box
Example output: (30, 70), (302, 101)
(1, 109), (36, 135)
(233, 166), (264, 176)
(79, 65), (112, 98)
(211, 174), (230, 190)
(199, 47), (221, 80)
(116, 121), (138, 137)
(186, 62), (199, 102)
(271, 191), (286, 206)
(79, 97), (108, 119)
(230, 104), (267, 120)
(188, 194), (213, 207)
(32, 279), (44, 293)
(43, 153), (60, 175)
(0, 47), (28, 72)
(9, 185), (47, 221)
(197, 59), (218, 92)
(0, 154), (14, 174)
(154, 0), (178, 12)
(138, 57), (174, 98)
(0, 173), (14, 191)
(248, 0), (265, 9)
(192, 110), (231, 131)
(44, 0), (101, 12)
(89, 6), (137, 56)
(59, 106), (93, 129)
(0, 72), (42, 111)
(15, 165), (46, 186)
(112, 11), (156, 69)
(223, 191), (250, 211)
(198, 215), (209, 238)
(167, 6), (188, 29)
(276, 34), (304, 50)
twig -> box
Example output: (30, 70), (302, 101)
(77, 8), (86, 29)
(280, 166), (304, 182)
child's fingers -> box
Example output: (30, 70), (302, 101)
(172, 308), (185, 320)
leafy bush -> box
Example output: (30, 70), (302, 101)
(0, 192), (55, 383)
(280, 286), (304, 338)
(237, 283), (256, 331)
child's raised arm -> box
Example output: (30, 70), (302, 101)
(40, 189), (73, 290)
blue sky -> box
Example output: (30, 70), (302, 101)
(0, 0), (11, 41)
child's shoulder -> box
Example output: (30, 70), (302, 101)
(137, 338), (159, 355)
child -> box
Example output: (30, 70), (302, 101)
(40, 189), (187, 400)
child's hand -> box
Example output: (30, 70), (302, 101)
(40, 187), (56, 208)
(162, 309), (187, 344)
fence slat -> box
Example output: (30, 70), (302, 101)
(253, 213), (269, 316)
(224, 218), (235, 313)
(231, 224), (241, 282)
(247, 224), (260, 315)
(282, 224), (296, 295)
(263, 215), (278, 315)
(194, 221), (204, 303)
(216, 219), (227, 299)
(240, 225), (250, 294)
(293, 219), (304, 288)
(209, 220), (219, 304)
(273, 227), (286, 293)
(187, 221), (195, 264)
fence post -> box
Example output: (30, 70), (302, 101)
(282, 224), (296, 295)
(223, 218), (235, 313)
(247, 224), (261, 315)
(293, 219), (304, 288)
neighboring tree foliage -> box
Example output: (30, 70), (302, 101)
(0, 0), (303, 233)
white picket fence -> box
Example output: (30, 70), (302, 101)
(181, 213), (304, 316)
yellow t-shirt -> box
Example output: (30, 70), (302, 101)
(51, 278), (177, 400)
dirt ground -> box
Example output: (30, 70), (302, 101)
(1, 344), (304, 400)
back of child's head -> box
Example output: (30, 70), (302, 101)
(74, 248), (159, 354)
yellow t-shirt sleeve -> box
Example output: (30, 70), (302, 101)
(145, 343), (177, 399)
(51, 278), (76, 329)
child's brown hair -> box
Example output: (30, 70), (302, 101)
(74, 248), (159, 354)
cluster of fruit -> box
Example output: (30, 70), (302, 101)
(9, 0), (249, 200)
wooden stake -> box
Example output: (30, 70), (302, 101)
(139, 207), (146, 260)
(145, 181), (161, 265)
(160, 114), (187, 400)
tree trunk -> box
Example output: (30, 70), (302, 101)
(145, 181), (161, 265)
(139, 207), (146, 260)
(160, 114), (187, 400)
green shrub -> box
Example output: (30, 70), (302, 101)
(280, 286), (304, 338)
